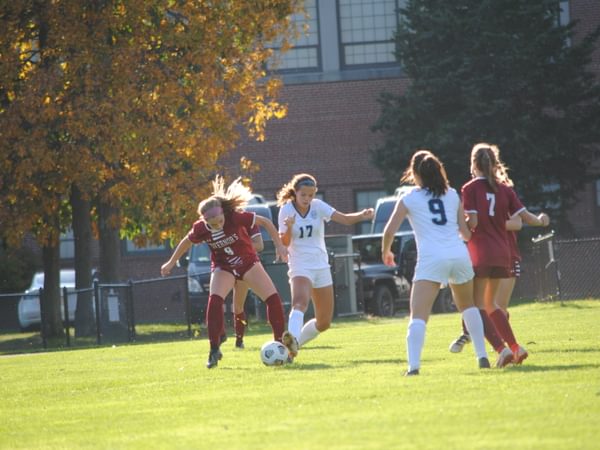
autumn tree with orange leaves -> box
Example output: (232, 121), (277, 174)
(0, 0), (301, 338)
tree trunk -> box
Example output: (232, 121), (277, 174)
(41, 243), (64, 338)
(71, 184), (95, 337)
(98, 200), (121, 283)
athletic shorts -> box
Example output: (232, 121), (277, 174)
(413, 256), (474, 285)
(473, 265), (511, 279)
(214, 258), (259, 281)
(510, 259), (521, 278)
(288, 267), (333, 289)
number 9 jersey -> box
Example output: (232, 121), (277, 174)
(278, 198), (336, 271)
(401, 186), (469, 260)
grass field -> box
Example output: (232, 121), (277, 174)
(1, 300), (599, 449)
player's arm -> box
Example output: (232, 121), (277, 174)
(331, 208), (374, 226)
(457, 202), (472, 241)
(518, 209), (550, 227)
(506, 214), (523, 231)
(279, 213), (294, 247)
(161, 236), (193, 276)
(381, 200), (407, 267)
(251, 233), (264, 253)
(255, 215), (288, 262)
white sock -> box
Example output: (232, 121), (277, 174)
(299, 318), (320, 347)
(406, 318), (426, 372)
(462, 306), (488, 359)
(288, 309), (304, 341)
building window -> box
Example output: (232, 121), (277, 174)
(338, 0), (404, 68)
(595, 179), (600, 207)
(355, 189), (386, 234)
(268, 0), (321, 73)
(124, 240), (168, 255)
(60, 230), (75, 259)
(558, 0), (570, 26)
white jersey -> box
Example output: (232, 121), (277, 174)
(278, 198), (335, 270)
(401, 187), (469, 261)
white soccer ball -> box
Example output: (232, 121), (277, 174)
(260, 340), (289, 366)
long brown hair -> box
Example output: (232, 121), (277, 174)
(276, 173), (317, 206)
(470, 143), (513, 191)
(197, 175), (252, 216)
(401, 150), (449, 197)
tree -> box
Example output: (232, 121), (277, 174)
(372, 0), (600, 232)
(0, 0), (302, 337)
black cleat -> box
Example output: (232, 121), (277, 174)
(206, 349), (223, 369)
(404, 369), (420, 376)
(478, 357), (491, 369)
(235, 338), (245, 349)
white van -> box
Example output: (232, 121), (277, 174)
(370, 186), (414, 234)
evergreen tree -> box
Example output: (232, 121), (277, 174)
(372, 0), (600, 232)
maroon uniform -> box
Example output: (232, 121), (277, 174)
(187, 210), (259, 278)
(462, 178), (525, 269)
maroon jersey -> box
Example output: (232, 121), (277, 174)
(187, 210), (259, 270)
(462, 178), (525, 268)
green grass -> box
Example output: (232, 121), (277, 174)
(1, 300), (599, 449)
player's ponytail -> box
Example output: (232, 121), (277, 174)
(276, 173), (317, 206)
(402, 150), (448, 197)
(471, 143), (513, 191)
(198, 175), (252, 215)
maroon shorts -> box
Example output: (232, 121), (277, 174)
(214, 257), (259, 280)
(473, 265), (511, 279)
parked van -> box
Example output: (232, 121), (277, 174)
(370, 186), (414, 234)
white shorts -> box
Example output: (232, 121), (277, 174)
(288, 267), (333, 289)
(413, 256), (474, 285)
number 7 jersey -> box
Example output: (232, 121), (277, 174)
(278, 199), (336, 270)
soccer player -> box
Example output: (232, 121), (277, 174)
(461, 143), (540, 367)
(161, 176), (290, 368)
(449, 206), (549, 353)
(277, 173), (374, 359)
(381, 150), (490, 376)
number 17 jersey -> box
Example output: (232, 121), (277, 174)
(278, 199), (336, 271)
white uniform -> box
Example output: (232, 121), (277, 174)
(278, 199), (336, 288)
(401, 187), (473, 284)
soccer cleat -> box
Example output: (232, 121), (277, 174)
(495, 347), (514, 368)
(206, 348), (223, 369)
(404, 369), (420, 376)
(281, 330), (299, 358)
(449, 334), (471, 353)
(513, 346), (529, 365)
(235, 338), (245, 349)
(478, 357), (491, 369)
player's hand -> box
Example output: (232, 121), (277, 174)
(382, 250), (396, 267)
(161, 261), (173, 277)
(283, 214), (296, 229)
(275, 244), (288, 263)
(362, 208), (374, 221)
(538, 213), (550, 227)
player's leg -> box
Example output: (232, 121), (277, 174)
(495, 276), (517, 314)
(206, 270), (235, 368)
(298, 284), (334, 347)
(232, 280), (249, 349)
(242, 263), (285, 344)
(405, 280), (439, 375)
(288, 276), (312, 340)
(449, 279), (489, 368)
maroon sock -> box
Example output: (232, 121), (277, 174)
(461, 319), (469, 335)
(206, 294), (225, 350)
(490, 308), (518, 350)
(479, 309), (505, 353)
(234, 312), (247, 339)
(265, 293), (285, 341)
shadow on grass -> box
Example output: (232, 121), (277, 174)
(501, 362), (600, 372)
(348, 358), (404, 366)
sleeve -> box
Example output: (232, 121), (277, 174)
(249, 224), (261, 239)
(507, 187), (526, 217)
(187, 220), (206, 244)
(315, 199), (336, 222)
(462, 182), (477, 214)
(278, 203), (288, 234)
(234, 210), (256, 234)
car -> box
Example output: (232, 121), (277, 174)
(352, 232), (455, 316)
(18, 269), (79, 330)
(370, 186), (415, 234)
(183, 203), (274, 322)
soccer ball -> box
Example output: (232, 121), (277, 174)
(260, 340), (289, 366)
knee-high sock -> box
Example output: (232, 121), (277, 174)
(490, 309), (518, 350)
(462, 307), (487, 359)
(479, 309), (505, 353)
(299, 318), (320, 347)
(265, 293), (285, 342)
(288, 309), (304, 341)
(207, 294), (225, 350)
(234, 312), (247, 340)
(406, 318), (426, 372)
